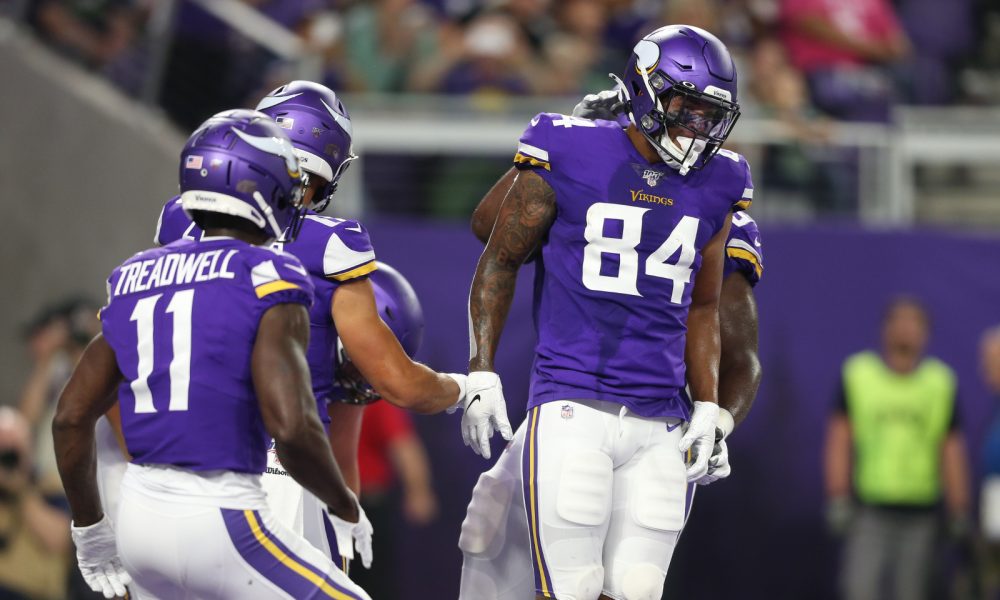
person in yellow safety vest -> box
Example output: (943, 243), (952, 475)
(824, 296), (971, 600)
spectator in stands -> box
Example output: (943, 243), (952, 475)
(29, 0), (141, 69)
(19, 298), (99, 495)
(824, 296), (971, 600)
(341, 0), (440, 92)
(746, 37), (852, 215)
(779, 0), (910, 122)
(0, 407), (72, 600)
(409, 11), (535, 98)
(351, 400), (438, 600)
(893, 0), (975, 105)
(546, 0), (608, 95)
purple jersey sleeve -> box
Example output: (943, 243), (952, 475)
(281, 214), (377, 418)
(716, 149), (754, 213)
(99, 239), (313, 473)
(154, 196), (202, 246)
(247, 247), (315, 311)
(725, 211), (763, 286)
(284, 214), (377, 281)
(513, 113), (557, 174)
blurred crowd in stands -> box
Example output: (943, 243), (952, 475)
(19, 0), (1000, 120)
(10, 0), (1000, 218)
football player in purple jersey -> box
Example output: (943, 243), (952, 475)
(151, 82), (471, 568)
(463, 25), (754, 600)
(262, 261), (428, 569)
(460, 136), (763, 600)
(53, 110), (378, 599)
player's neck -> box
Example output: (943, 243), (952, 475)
(203, 227), (269, 246)
(626, 125), (663, 164)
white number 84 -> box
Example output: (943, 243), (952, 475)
(582, 203), (699, 304)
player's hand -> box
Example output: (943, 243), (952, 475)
(572, 89), (625, 122)
(460, 371), (513, 459)
(696, 428), (731, 485)
(71, 514), (132, 599)
(326, 491), (374, 569)
(697, 408), (735, 485)
(679, 401), (720, 482)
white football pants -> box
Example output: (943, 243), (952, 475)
(459, 399), (695, 600)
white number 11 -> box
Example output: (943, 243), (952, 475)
(128, 289), (194, 413)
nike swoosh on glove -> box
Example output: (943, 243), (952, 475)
(327, 491), (374, 569)
(71, 514), (132, 599)
(679, 401), (720, 482)
(461, 371), (514, 459)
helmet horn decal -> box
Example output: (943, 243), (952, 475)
(320, 99), (354, 138)
(232, 128), (300, 177)
(255, 92), (303, 111)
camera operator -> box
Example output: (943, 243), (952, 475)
(0, 407), (71, 600)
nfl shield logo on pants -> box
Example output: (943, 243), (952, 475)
(561, 404), (574, 419)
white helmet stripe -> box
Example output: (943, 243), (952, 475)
(320, 99), (353, 138)
(179, 191), (266, 229)
(293, 148), (334, 182)
(255, 92), (303, 111)
(231, 127), (300, 175)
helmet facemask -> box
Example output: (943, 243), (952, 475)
(275, 180), (307, 243)
(618, 69), (740, 175)
(306, 151), (358, 213)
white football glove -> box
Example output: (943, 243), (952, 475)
(326, 491), (374, 569)
(460, 371), (513, 459)
(679, 401), (720, 482)
(71, 514), (132, 599)
(572, 89), (625, 121)
(698, 408), (735, 485)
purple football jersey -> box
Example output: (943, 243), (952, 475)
(277, 214), (377, 408)
(100, 237), (314, 473)
(724, 211), (763, 286)
(155, 200), (377, 419)
(514, 113), (753, 419)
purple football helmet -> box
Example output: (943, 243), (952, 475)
(613, 25), (740, 175)
(335, 262), (425, 405)
(179, 109), (305, 241)
(255, 81), (356, 213)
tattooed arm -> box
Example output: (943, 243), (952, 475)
(470, 167), (518, 244)
(460, 169), (555, 458)
(468, 170), (556, 372)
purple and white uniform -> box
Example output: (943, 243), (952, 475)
(102, 237), (370, 599)
(155, 198), (375, 564)
(156, 198), (377, 424)
(459, 211), (765, 599)
(516, 113), (751, 419)
(101, 237), (314, 473)
(500, 112), (752, 600)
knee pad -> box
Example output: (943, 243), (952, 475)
(632, 449), (686, 531)
(559, 564), (604, 600)
(620, 563), (666, 600)
(556, 450), (613, 527)
(459, 472), (514, 557)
